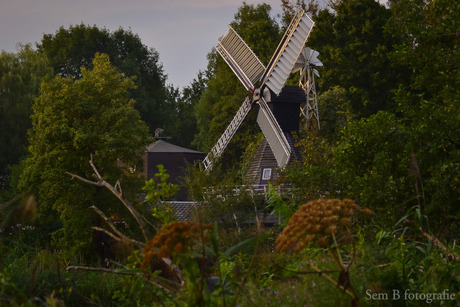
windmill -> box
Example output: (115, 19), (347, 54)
(202, 10), (315, 175)
(293, 47), (323, 130)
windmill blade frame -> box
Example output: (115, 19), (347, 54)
(215, 27), (266, 91)
(203, 97), (253, 170)
(261, 10), (314, 96)
(256, 97), (292, 168)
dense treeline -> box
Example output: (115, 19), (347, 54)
(191, 0), (459, 237)
(0, 0), (458, 305)
(0, 26), (202, 193)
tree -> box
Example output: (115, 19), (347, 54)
(387, 0), (460, 237)
(308, 0), (396, 117)
(281, 0), (320, 21)
(317, 86), (353, 142)
(286, 0), (459, 238)
(333, 112), (412, 219)
(0, 45), (52, 191)
(193, 3), (281, 170)
(38, 25), (169, 134)
(165, 71), (209, 149)
(19, 54), (152, 257)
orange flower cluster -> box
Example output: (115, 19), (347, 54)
(275, 199), (373, 252)
(141, 221), (212, 269)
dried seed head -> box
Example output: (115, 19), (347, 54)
(325, 225), (337, 235)
(360, 208), (374, 215)
(275, 199), (372, 252)
(340, 217), (352, 228)
(141, 221), (212, 269)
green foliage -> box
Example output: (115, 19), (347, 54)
(184, 166), (266, 249)
(143, 165), (179, 203)
(19, 53), (152, 258)
(165, 71), (208, 148)
(317, 86), (353, 142)
(0, 232), (125, 306)
(142, 164), (179, 227)
(0, 45), (53, 190)
(386, 0), (460, 237)
(282, 129), (337, 205)
(38, 24), (168, 134)
(360, 205), (460, 305)
(2, 1), (460, 305)
(266, 184), (297, 227)
(309, 0), (396, 117)
(0, 269), (29, 305)
(333, 112), (412, 216)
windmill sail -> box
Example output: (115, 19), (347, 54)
(215, 27), (266, 90)
(262, 11), (314, 95)
(204, 10), (316, 172)
(292, 47), (322, 74)
(203, 97), (253, 170)
(256, 98), (291, 168)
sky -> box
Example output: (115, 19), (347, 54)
(0, 0), (288, 89)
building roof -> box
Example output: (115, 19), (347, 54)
(146, 140), (204, 154)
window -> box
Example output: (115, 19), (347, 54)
(262, 168), (272, 180)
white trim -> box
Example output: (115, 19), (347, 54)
(262, 168), (272, 180)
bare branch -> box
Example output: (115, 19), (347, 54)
(404, 219), (459, 262)
(66, 265), (175, 293)
(89, 154), (103, 182)
(65, 172), (101, 187)
(105, 258), (129, 269)
(90, 206), (127, 239)
(91, 226), (144, 248)
(162, 257), (185, 285)
(91, 226), (122, 241)
(65, 156), (150, 241)
(67, 265), (132, 274)
(115, 180), (123, 197)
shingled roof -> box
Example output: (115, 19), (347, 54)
(146, 140), (204, 154)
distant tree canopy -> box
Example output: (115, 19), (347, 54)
(165, 71), (209, 149)
(0, 45), (53, 190)
(38, 24), (170, 134)
(286, 0), (460, 237)
(19, 54), (152, 256)
(309, 0), (395, 118)
(387, 0), (460, 235)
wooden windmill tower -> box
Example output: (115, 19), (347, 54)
(203, 10), (316, 185)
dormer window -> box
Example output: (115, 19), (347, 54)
(262, 168), (272, 181)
